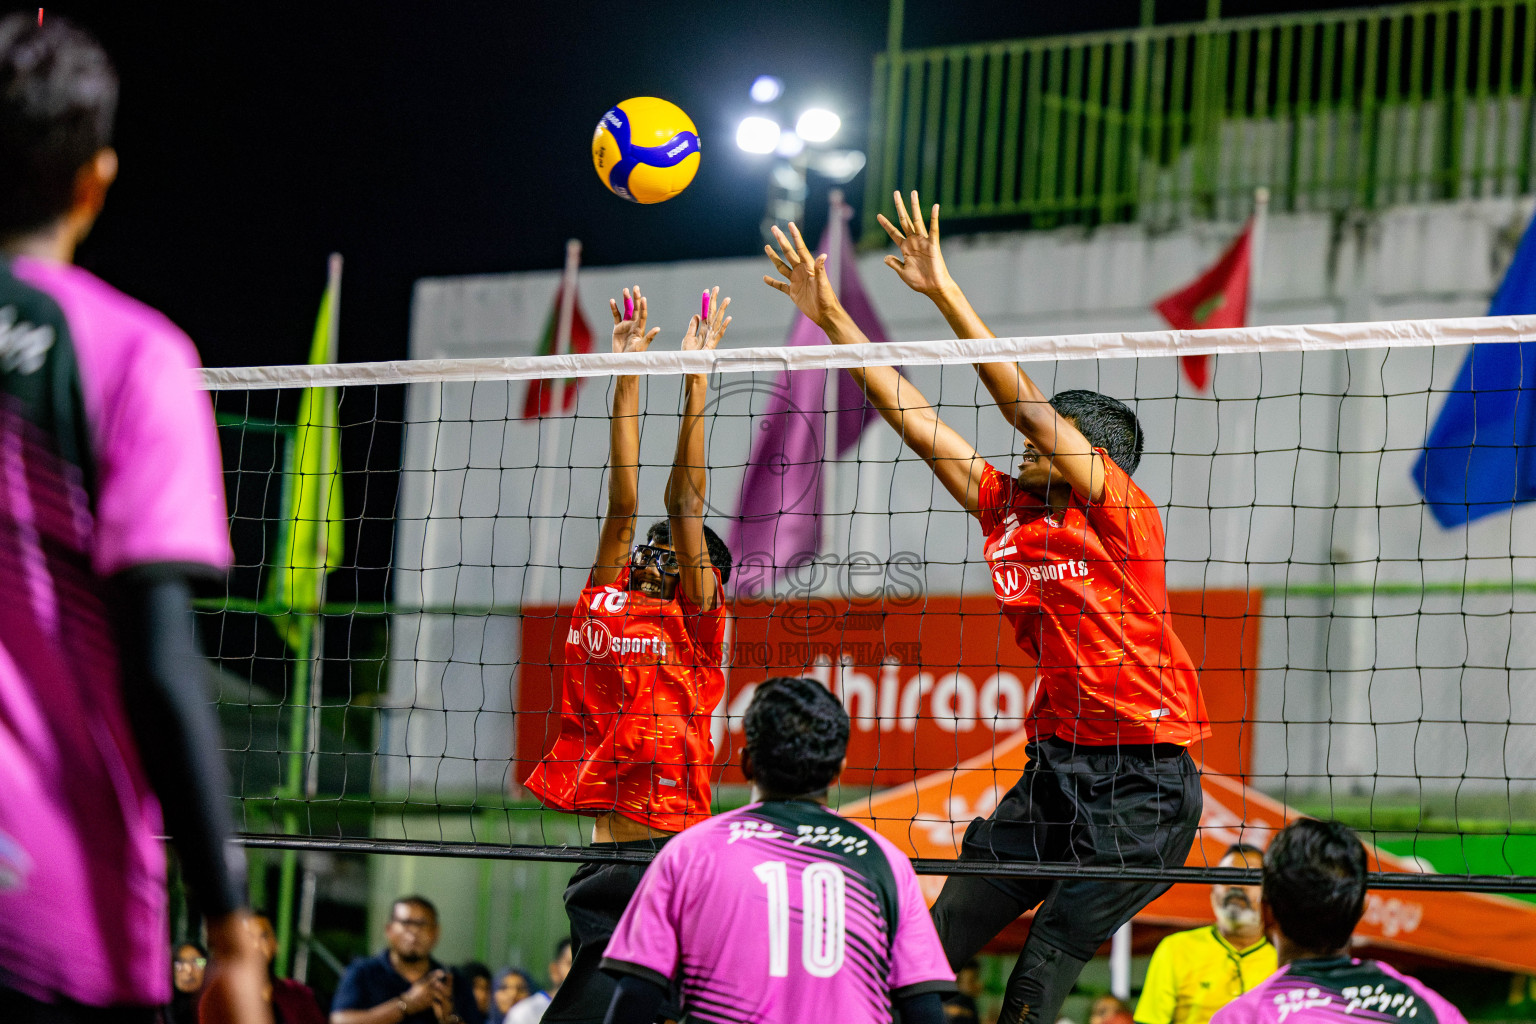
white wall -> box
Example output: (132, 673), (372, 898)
(388, 196), (1536, 801)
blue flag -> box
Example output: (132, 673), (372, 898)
(1413, 218), (1536, 527)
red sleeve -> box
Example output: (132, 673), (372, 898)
(675, 568), (726, 662)
(976, 462), (1013, 533)
(1082, 450), (1159, 560)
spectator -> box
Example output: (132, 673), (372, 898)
(1136, 845), (1277, 1024)
(1211, 820), (1468, 1024)
(944, 960), (982, 1023)
(162, 942), (208, 1024)
(505, 940), (571, 1024)
(491, 970), (534, 1024)
(331, 896), (483, 1024)
(461, 964), (492, 1020)
(1090, 996), (1134, 1024)
(248, 911), (325, 1024)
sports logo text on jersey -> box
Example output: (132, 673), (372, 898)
(577, 619), (613, 659)
(567, 618), (669, 661)
(793, 824), (870, 856)
(0, 305), (54, 375)
(992, 562), (1032, 601)
(727, 819), (786, 844)
(992, 558), (1092, 601)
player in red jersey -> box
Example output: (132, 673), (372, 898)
(764, 195), (1209, 1024)
(524, 285), (734, 1024)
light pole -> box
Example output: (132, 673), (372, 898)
(735, 78), (866, 243)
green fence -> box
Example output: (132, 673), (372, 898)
(863, 0), (1536, 241)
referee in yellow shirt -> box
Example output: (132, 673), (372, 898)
(1134, 844), (1277, 1024)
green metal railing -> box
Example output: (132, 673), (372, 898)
(863, 0), (1536, 241)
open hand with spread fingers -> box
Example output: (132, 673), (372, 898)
(682, 287), (732, 352)
(762, 222), (843, 329)
(877, 189), (954, 297)
(609, 285), (662, 355)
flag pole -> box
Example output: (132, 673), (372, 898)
(819, 191), (845, 581)
(1215, 191), (1269, 587)
(291, 253), (342, 982)
(1247, 186), (1269, 326)
(276, 253), (342, 977)
(527, 240), (582, 608)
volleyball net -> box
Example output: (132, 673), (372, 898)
(200, 314), (1536, 898)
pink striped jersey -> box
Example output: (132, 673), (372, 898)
(601, 800), (955, 1024)
(1210, 958), (1468, 1024)
(0, 257), (231, 1008)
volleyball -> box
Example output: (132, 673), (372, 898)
(592, 96), (701, 204)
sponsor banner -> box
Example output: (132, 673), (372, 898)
(514, 590), (1260, 789)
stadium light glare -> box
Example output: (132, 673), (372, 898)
(750, 75), (783, 103)
(795, 107), (841, 143)
(736, 116), (781, 155)
(775, 130), (805, 158)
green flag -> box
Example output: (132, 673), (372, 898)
(267, 256), (344, 650)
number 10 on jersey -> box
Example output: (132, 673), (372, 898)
(753, 860), (847, 978)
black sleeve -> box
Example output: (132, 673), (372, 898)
(113, 565), (246, 918)
(896, 992), (946, 1024)
(602, 974), (667, 1024)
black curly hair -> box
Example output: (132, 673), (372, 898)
(742, 676), (849, 798)
(1262, 818), (1367, 953)
(1049, 389), (1145, 475)
(0, 13), (117, 235)
(646, 519), (733, 585)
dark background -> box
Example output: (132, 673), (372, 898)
(40, 0), (1386, 369)
(29, 0), (1390, 615)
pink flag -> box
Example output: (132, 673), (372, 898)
(730, 204), (893, 587)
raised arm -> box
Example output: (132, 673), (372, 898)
(664, 288), (732, 610)
(763, 223), (985, 515)
(879, 190), (1105, 502)
(592, 286), (660, 587)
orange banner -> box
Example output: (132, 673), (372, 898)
(515, 589), (1261, 789)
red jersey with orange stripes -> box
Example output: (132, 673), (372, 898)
(977, 451), (1209, 747)
(524, 567), (726, 833)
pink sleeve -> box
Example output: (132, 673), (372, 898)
(604, 841), (683, 982)
(92, 329), (232, 576)
(1209, 990), (1268, 1024)
(886, 849), (955, 994)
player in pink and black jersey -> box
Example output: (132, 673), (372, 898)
(0, 13), (266, 1024)
(599, 676), (955, 1024)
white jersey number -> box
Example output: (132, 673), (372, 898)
(752, 860), (847, 979)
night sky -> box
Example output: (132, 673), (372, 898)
(44, 0), (1386, 370)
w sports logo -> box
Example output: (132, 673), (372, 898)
(992, 558), (1091, 602)
(991, 562), (1033, 602)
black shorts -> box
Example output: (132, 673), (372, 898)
(543, 838), (680, 1024)
(932, 735), (1202, 961)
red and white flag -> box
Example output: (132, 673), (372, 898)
(1153, 219), (1256, 391)
(520, 279), (594, 418)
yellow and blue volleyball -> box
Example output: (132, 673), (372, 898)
(592, 97), (701, 204)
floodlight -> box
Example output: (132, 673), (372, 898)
(795, 107), (841, 143)
(736, 116), (781, 154)
(750, 75), (783, 103)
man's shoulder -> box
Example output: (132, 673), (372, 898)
(11, 257), (189, 344)
(1210, 971), (1288, 1024)
(1161, 925), (1220, 951)
(339, 949), (394, 981)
